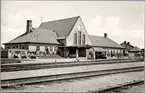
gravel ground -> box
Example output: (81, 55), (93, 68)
(1, 62), (144, 80)
(116, 83), (144, 93)
(21, 58), (91, 64)
(2, 71), (144, 92)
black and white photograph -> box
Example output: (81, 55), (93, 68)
(1, 1), (144, 92)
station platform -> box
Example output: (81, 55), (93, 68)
(1, 62), (144, 80)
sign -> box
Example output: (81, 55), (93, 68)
(40, 46), (45, 52)
(29, 46), (36, 51)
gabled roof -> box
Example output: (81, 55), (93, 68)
(120, 42), (134, 48)
(39, 16), (79, 38)
(89, 35), (125, 49)
(4, 28), (60, 44)
(129, 47), (142, 52)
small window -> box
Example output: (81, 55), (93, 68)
(7, 47), (10, 49)
(50, 46), (53, 51)
(54, 47), (58, 51)
(13, 46), (15, 49)
(22, 46), (24, 49)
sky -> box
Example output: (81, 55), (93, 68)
(1, 1), (144, 48)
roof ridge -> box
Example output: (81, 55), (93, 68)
(65, 16), (80, 38)
(41, 16), (80, 24)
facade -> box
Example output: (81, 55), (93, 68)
(88, 33), (125, 59)
(3, 16), (125, 58)
(120, 41), (135, 56)
(128, 47), (142, 59)
(3, 20), (60, 56)
(39, 16), (92, 58)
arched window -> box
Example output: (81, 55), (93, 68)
(82, 34), (85, 45)
(78, 24), (81, 30)
(74, 32), (77, 45)
(78, 31), (81, 45)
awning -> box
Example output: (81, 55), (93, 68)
(89, 47), (106, 52)
(94, 47), (106, 52)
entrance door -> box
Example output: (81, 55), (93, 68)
(78, 48), (86, 57)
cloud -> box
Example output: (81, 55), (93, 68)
(86, 15), (144, 48)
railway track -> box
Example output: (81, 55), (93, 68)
(1, 59), (144, 72)
(1, 66), (144, 88)
(95, 80), (144, 93)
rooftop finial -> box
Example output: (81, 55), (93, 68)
(41, 16), (43, 23)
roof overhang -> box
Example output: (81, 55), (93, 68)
(89, 47), (106, 52)
(59, 44), (92, 49)
(91, 45), (126, 49)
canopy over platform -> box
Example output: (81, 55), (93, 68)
(89, 47), (106, 52)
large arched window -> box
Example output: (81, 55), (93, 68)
(82, 34), (85, 45)
(78, 31), (81, 45)
(74, 32), (77, 45)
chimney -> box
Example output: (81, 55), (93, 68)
(26, 20), (32, 33)
(124, 41), (126, 44)
(104, 33), (107, 38)
(127, 42), (130, 45)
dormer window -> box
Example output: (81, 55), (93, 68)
(78, 24), (81, 30)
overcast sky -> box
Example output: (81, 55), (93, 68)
(1, 1), (144, 48)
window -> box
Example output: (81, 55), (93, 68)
(16, 45), (18, 48)
(36, 46), (40, 51)
(74, 33), (77, 45)
(13, 46), (15, 49)
(54, 47), (58, 51)
(82, 34), (85, 45)
(78, 24), (81, 30)
(7, 46), (10, 49)
(50, 46), (53, 51)
(78, 31), (81, 45)
(22, 46), (24, 49)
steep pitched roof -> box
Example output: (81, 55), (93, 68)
(4, 28), (60, 44)
(89, 35), (125, 49)
(39, 16), (79, 38)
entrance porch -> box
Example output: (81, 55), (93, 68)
(58, 45), (91, 58)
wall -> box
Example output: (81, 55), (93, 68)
(66, 17), (92, 46)
(28, 43), (58, 55)
(5, 43), (29, 50)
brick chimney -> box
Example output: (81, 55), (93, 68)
(26, 20), (32, 33)
(127, 42), (130, 45)
(104, 33), (107, 38)
(124, 41), (126, 44)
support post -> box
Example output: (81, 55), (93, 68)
(76, 49), (78, 58)
(93, 51), (96, 60)
(86, 49), (88, 60)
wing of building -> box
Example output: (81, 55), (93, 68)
(3, 16), (125, 58)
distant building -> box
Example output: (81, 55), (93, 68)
(88, 33), (125, 59)
(128, 46), (142, 59)
(120, 41), (134, 51)
(3, 20), (60, 55)
(3, 16), (125, 59)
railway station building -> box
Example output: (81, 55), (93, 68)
(3, 16), (125, 59)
